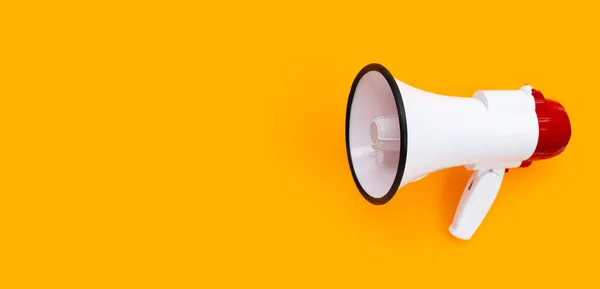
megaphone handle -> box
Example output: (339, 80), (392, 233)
(449, 168), (505, 240)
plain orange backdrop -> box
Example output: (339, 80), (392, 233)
(1, 0), (599, 287)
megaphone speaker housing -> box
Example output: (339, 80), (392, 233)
(345, 63), (571, 240)
(345, 63), (408, 205)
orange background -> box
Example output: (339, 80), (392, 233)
(2, 0), (599, 287)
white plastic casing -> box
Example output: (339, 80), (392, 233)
(396, 81), (539, 240)
(397, 81), (539, 187)
(347, 67), (540, 240)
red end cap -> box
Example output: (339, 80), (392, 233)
(524, 89), (572, 163)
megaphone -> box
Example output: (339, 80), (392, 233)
(345, 63), (571, 240)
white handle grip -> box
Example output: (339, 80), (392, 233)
(449, 168), (505, 240)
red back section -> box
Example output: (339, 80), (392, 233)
(520, 89), (571, 167)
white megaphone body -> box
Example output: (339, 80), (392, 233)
(345, 63), (571, 240)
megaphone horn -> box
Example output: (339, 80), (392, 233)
(345, 63), (571, 240)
